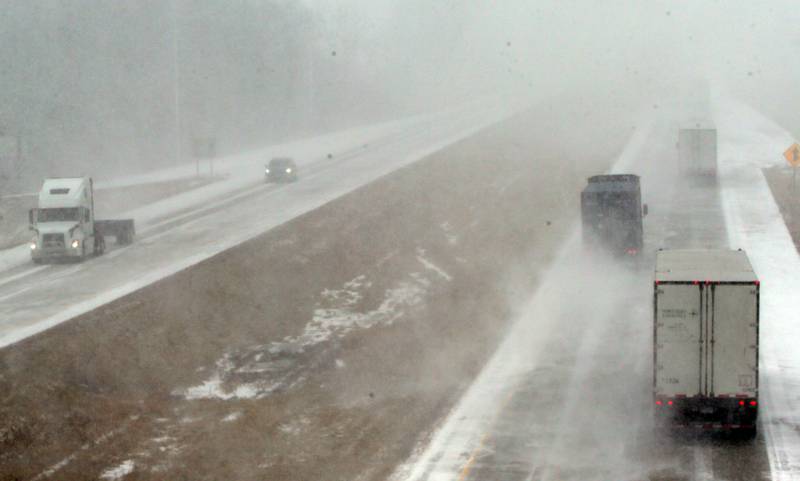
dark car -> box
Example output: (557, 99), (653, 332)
(265, 157), (298, 183)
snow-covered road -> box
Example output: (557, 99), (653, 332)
(392, 98), (800, 481)
(0, 101), (515, 348)
(716, 100), (800, 481)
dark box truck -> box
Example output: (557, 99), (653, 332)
(653, 249), (759, 437)
(581, 174), (646, 257)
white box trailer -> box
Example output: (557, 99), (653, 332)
(653, 249), (759, 435)
(678, 128), (717, 178)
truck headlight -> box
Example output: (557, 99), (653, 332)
(30, 242), (37, 251)
(286, 168), (292, 173)
(265, 168), (270, 174)
(71, 239), (80, 249)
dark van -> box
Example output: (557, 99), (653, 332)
(265, 157), (298, 183)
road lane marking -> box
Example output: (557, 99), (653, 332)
(693, 446), (714, 481)
(0, 265), (48, 289)
(457, 390), (515, 481)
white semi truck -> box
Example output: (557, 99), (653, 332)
(29, 177), (135, 263)
(677, 127), (717, 178)
(653, 249), (759, 436)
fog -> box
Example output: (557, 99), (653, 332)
(3, 2), (798, 478)
(1, 1), (799, 191)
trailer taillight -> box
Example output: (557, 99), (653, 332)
(739, 400), (745, 406)
(754, 280), (760, 286)
(750, 400), (757, 407)
(655, 400), (663, 406)
(667, 400), (673, 406)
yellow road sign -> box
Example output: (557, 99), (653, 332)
(784, 143), (800, 167)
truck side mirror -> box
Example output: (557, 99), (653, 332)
(643, 204), (649, 217)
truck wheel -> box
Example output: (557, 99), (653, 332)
(118, 230), (132, 245)
(95, 234), (106, 256)
(736, 426), (757, 440)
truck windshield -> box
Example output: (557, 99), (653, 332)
(37, 208), (80, 222)
(269, 159), (293, 169)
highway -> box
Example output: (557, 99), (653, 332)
(392, 100), (800, 481)
(3, 97), (800, 481)
(0, 101), (513, 348)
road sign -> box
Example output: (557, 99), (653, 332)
(784, 143), (800, 167)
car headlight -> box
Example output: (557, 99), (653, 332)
(30, 242), (37, 251)
(265, 168), (270, 174)
(286, 168), (292, 173)
(71, 239), (80, 249)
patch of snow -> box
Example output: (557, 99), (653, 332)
(335, 359), (346, 369)
(222, 411), (243, 423)
(440, 222), (459, 245)
(179, 273), (429, 401)
(99, 460), (134, 480)
(416, 248), (452, 281)
(183, 366), (263, 400)
(32, 416), (138, 481)
(278, 416), (311, 435)
(297, 275), (424, 349)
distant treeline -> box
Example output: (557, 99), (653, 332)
(0, 0), (464, 189)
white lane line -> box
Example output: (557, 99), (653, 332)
(761, 370), (798, 481)
(0, 285), (34, 304)
(390, 114), (656, 481)
(0, 192), (36, 199)
(0, 265), (48, 289)
(715, 99), (800, 481)
(693, 446), (715, 481)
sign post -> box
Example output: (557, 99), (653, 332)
(192, 138), (216, 177)
(783, 143), (800, 192)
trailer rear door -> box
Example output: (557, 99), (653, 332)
(711, 284), (758, 396)
(655, 283), (702, 397)
(696, 129), (717, 174)
(678, 129), (717, 175)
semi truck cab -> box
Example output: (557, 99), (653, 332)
(29, 177), (101, 263)
(29, 177), (134, 264)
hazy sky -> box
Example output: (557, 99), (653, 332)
(305, 0), (800, 107)
(3, 1), (800, 186)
